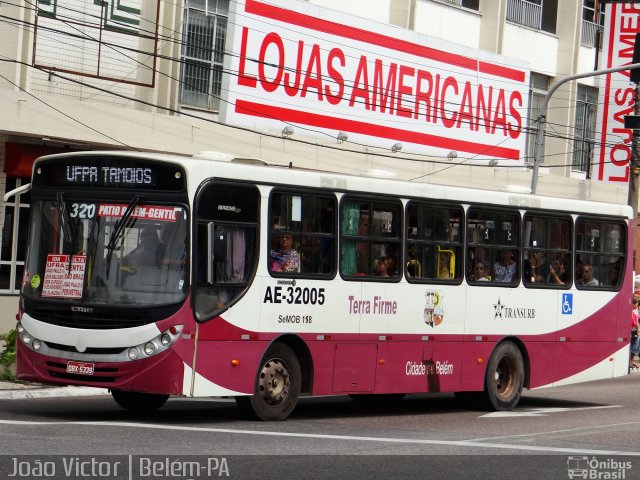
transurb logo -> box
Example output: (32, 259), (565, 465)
(493, 298), (535, 321)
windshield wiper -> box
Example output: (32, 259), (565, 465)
(67, 219), (79, 274)
(53, 192), (74, 245)
(105, 195), (142, 276)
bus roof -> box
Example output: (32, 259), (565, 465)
(33, 150), (634, 219)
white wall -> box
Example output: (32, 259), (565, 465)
(502, 23), (558, 75)
(414, 1), (482, 49)
(309, 0), (392, 24)
(577, 45), (600, 88)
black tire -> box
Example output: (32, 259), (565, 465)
(480, 341), (524, 411)
(111, 390), (169, 412)
(236, 344), (301, 421)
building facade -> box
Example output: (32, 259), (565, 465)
(0, 0), (630, 331)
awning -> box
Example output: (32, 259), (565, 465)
(4, 142), (76, 177)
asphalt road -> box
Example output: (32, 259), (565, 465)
(0, 374), (639, 480)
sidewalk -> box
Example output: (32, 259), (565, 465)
(0, 380), (108, 399)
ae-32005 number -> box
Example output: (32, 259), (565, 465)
(263, 286), (325, 305)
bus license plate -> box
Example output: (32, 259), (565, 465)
(66, 361), (94, 376)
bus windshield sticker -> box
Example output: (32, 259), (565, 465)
(41, 254), (87, 299)
(98, 203), (179, 222)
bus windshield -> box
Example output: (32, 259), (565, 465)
(22, 199), (188, 307)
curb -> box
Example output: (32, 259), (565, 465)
(0, 385), (109, 400)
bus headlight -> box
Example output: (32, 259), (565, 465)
(125, 325), (183, 361)
(16, 322), (41, 351)
(144, 342), (155, 356)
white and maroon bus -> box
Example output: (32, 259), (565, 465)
(11, 151), (633, 420)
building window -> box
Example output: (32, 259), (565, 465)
(526, 73), (550, 165)
(506, 0), (557, 34)
(0, 178), (30, 293)
(573, 84), (598, 176)
(437, 0), (479, 10)
(581, 0), (605, 48)
(180, 0), (229, 111)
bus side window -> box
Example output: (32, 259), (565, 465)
(270, 192), (336, 277)
(340, 197), (401, 279)
(466, 208), (519, 286)
(406, 202), (463, 283)
(523, 214), (571, 288)
(576, 218), (625, 290)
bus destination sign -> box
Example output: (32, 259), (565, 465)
(33, 156), (186, 192)
(66, 165), (152, 186)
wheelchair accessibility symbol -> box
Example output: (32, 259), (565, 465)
(562, 293), (573, 315)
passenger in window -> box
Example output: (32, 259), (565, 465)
(472, 261), (490, 281)
(375, 257), (390, 277)
(493, 249), (517, 283)
(575, 260), (583, 284)
(547, 256), (568, 285)
(385, 255), (397, 277)
(270, 233), (300, 273)
(525, 251), (549, 283)
(124, 226), (162, 267)
(578, 263), (599, 286)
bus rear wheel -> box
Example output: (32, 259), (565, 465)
(481, 341), (524, 411)
(236, 344), (301, 421)
(111, 390), (169, 412)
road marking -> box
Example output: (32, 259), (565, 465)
(0, 419), (638, 456)
(479, 405), (623, 418)
(469, 421), (640, 442)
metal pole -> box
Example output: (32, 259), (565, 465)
(530, 62), (640, 194)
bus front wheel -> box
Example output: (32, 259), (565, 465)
(482, 341), (524, 411)
(236, 344), (301, 421)
(111, 390), (169, 412)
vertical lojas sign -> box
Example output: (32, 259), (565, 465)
(595, 2), (640, 183)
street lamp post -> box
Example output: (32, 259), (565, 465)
(530, 62), (640, 195)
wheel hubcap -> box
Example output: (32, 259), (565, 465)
(495, 357), (515, 399)
(258, 359), (290, 405)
